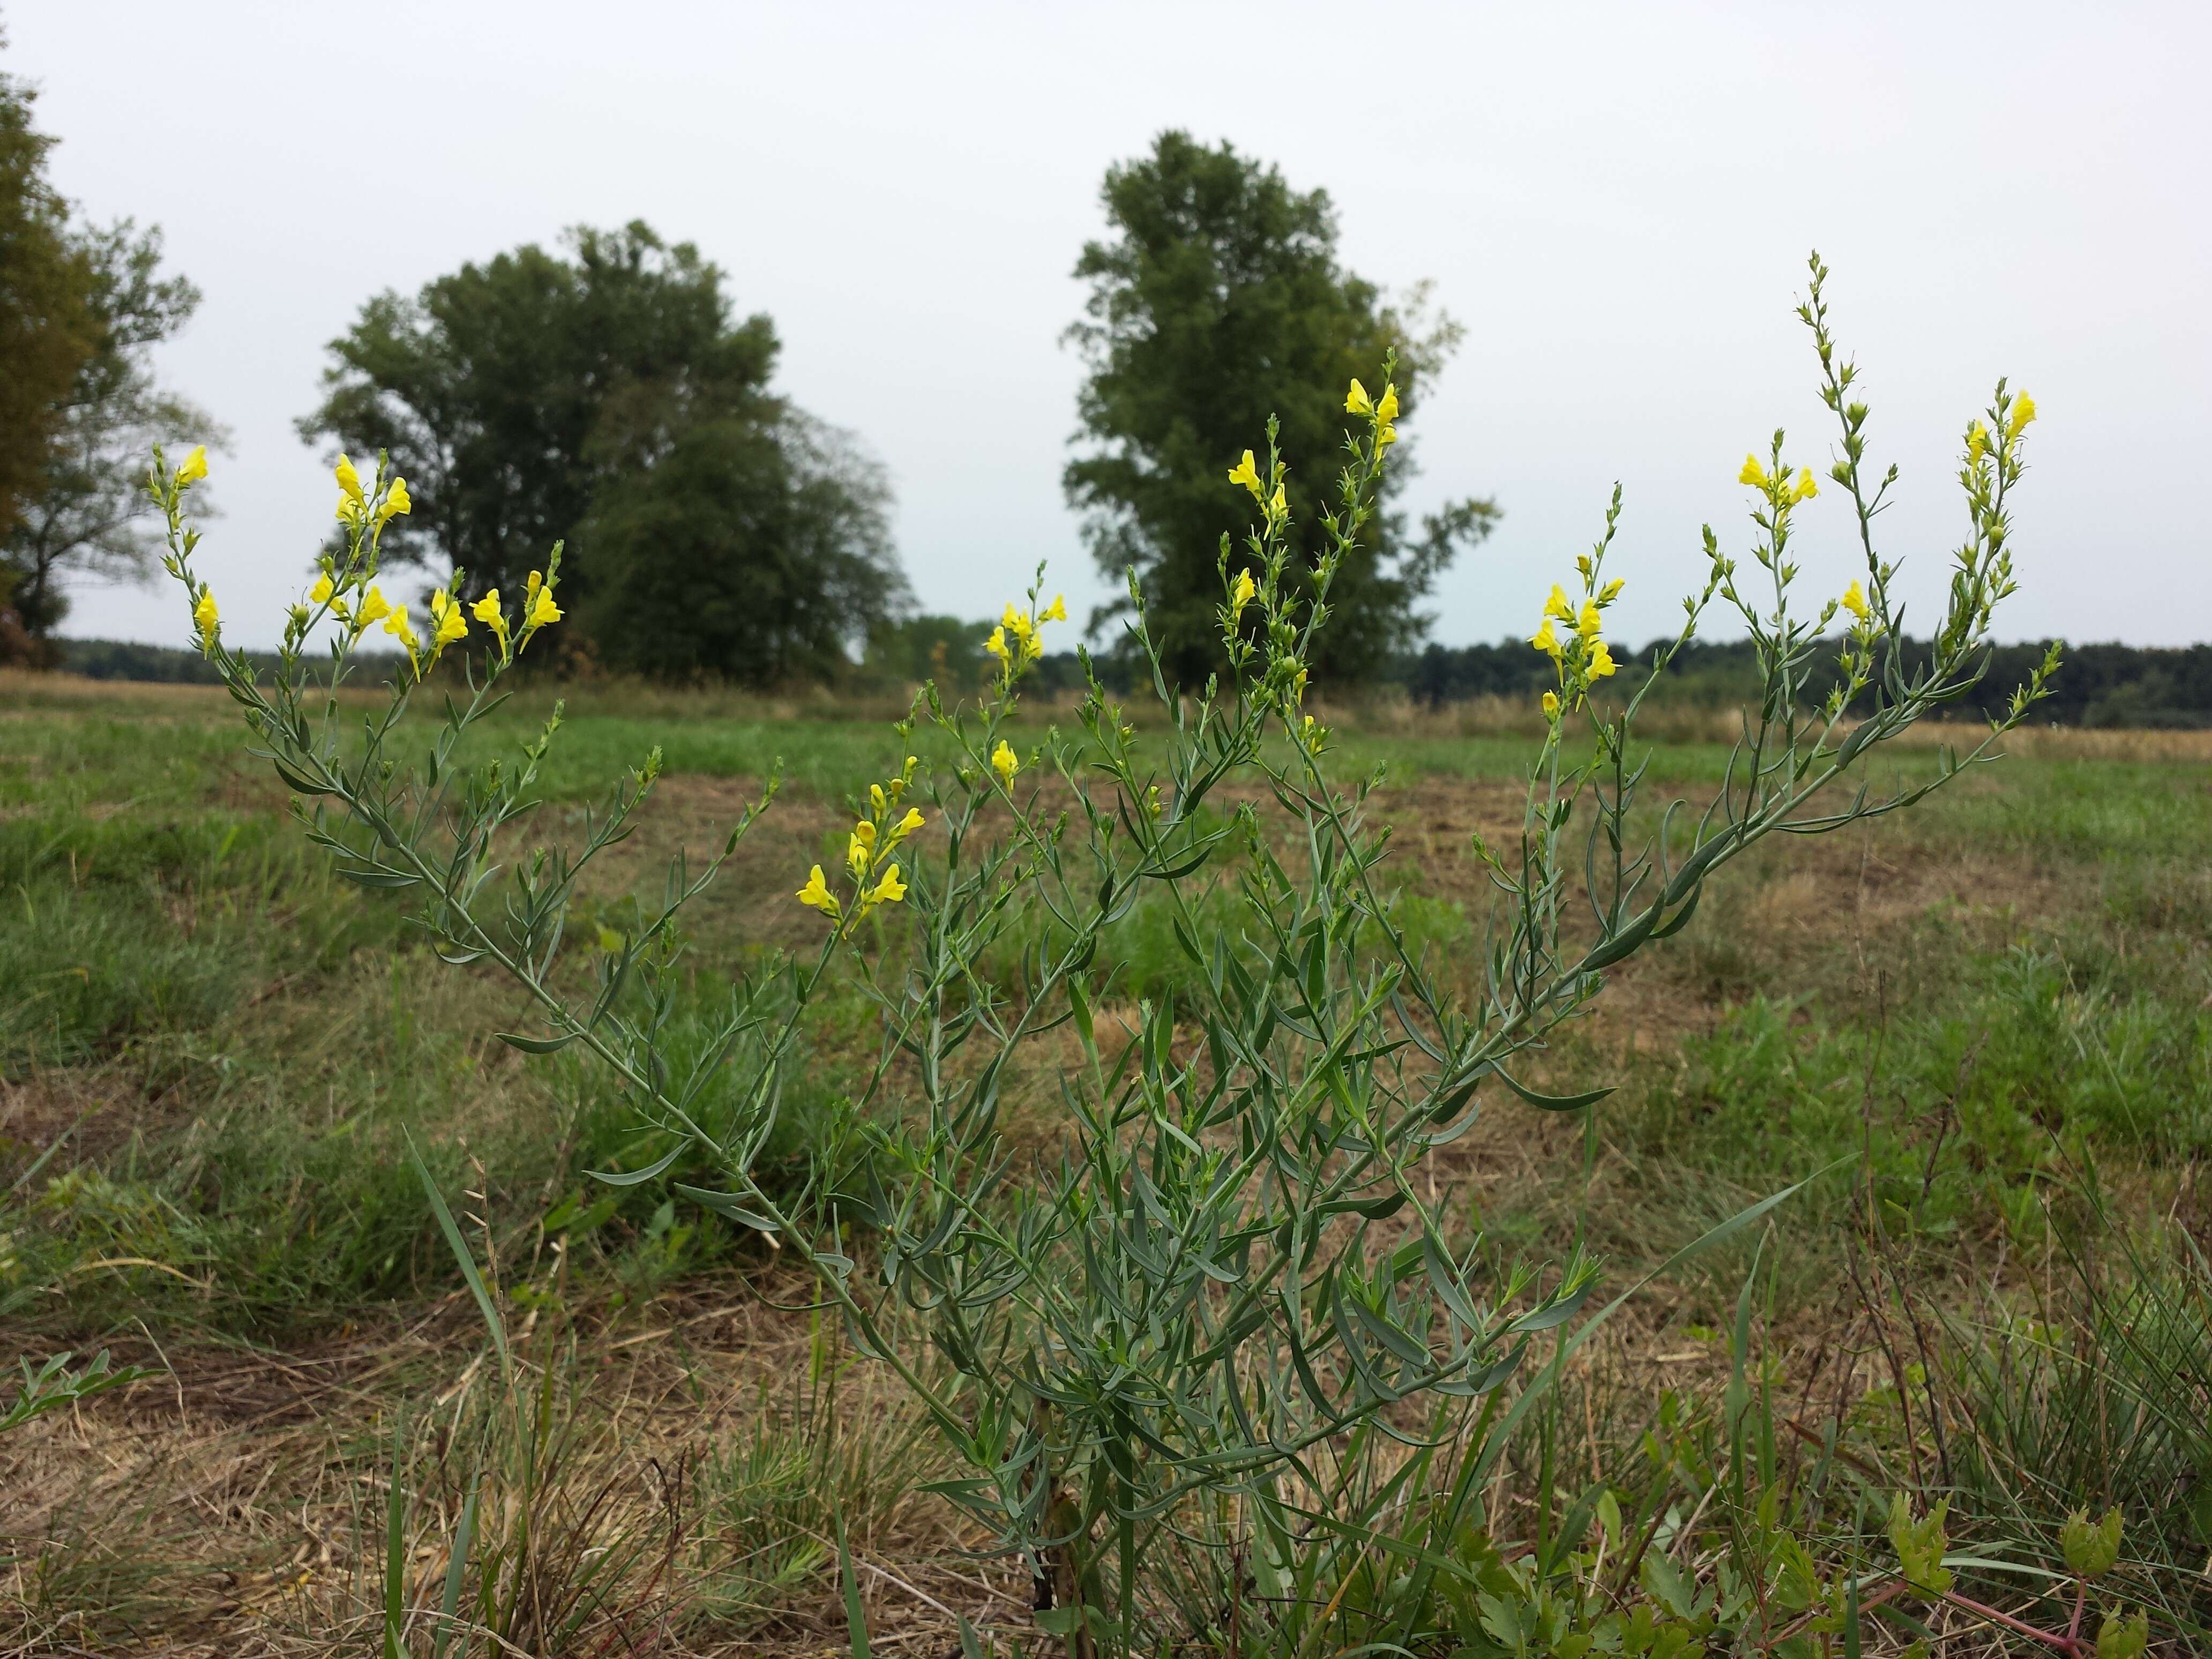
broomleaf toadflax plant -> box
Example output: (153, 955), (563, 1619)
(156, 255), (2056, 1656)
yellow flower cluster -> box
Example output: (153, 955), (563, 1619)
(332, 453), (412, 534)
(1739, 455), (1818, 504)
(168, 448), (218, 654)
(1226, 450), (1289, 526)
(1966, 392), (2037, 469)
(797, 758), (924, 924)
(984, 594), (1065, 680)
(1344, 377), (1399, 449)
(1529, 574), (1621, 712)
(299, 451), (559, 676)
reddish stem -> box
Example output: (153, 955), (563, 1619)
(1938, 1588), (2085, 1656)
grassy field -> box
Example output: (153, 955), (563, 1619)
(4, 670), (2209, 1654)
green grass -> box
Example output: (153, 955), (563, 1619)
(6, 677), (2209, 1650)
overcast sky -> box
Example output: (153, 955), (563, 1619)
(12, 1), (2209, 653)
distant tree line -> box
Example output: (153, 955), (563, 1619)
(1400, 636), (2212, 727)
(56, 628), (2212, 729)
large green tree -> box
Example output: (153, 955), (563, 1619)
(302, 221), (903, 679)
(579, 410), (906, 683)
(303, 223), (768, 605)
(1065, 132), (1497, 685)
(0, 44), (94, 556)
(4, 220), (226, 636)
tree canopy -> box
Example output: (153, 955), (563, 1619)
(302, 221), (905, 681)
(0, 49), (94, 556)
(1065, 131), (1497, 686)
(4, 220), (225, 636)
(580, 412), (906, 682)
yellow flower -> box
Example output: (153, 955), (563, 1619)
(1587, 640), (1618, 679)
(383, 602), (419, 651)
(866, 863), (907, 907)
(336, 495), (366, 528)
(377, 477), (412, 525)
(429, 588), (468, 647)
(1344, 379), (1373, 416)
(1576, 600), (1602, 638)
(1230, 569), (1257, 615)
(1530, 618), (1561, 658)
(192, 590), (219, 645)
(356, 585), (392, 626)
(1301, 714), (1323, 753)
(1146, 783), (1162, 819)
(1842, 579), (1870, 623)
(1042, 593), (1067, 622)
(984, 625), (1010, 664)
(1542, 690), (1560, 719)
(335, 454), (364, 503)
(869, 783), (887, 815)
(526, 586), (562, 629)
(848, 824), (875, 875)
(2008, 392), (2036, 438)
(1376, 385), (1399, 423)
(1003, 602), (1032, 639)
(1227, 450), (1262, 496)
(472, 590), (506, 635)
(895, 806), (925, 837)
(1738, 455), (1768, 488)
(796, 864), (840, 918)
(1543, 584), (1572, 621)
(310, 574), (335, 606)
(1791, 468), (1819, 503)
(1269, 483), (1287, 518)
(991, 740), (1020, 786)
(1967, 421), (1990, 465)
(1599, 577), (1624, 603)
(1291, 664), (1307, 704)
(175, 445), (208, 486)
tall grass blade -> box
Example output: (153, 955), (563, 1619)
(383, 1402), (407, 1659)
(405, 1128), (510, 1379)
(835, 1500), (873, 1659)
(430, 1474), (481, 1659)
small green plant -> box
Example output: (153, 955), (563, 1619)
(158, 255), (2058, 1655)
(0, 1348), (147, 1436)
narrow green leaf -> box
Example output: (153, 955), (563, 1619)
(834, 1501), (873, 1659)
(1493, 1068), (1616, 1113)
(674, 1182), (780, 1234)
(587, 1142), (684, 1187)
(405, 1130), (509, 1380)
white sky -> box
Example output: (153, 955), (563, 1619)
(13, 0), (2210, 653)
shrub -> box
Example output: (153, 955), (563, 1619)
(148, 257), (2117, 1655)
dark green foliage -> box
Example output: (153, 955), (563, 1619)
(302, 221), (907, 680)
(3, 220), (222, 636)
(577, 411), (906, 684)
(0, 44), (94, 561)
(1403, 632), (2212, 728)
(302, 221), (778, 608)
(862, 613), (995, 692)
(1065, 132), (1497, 685)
